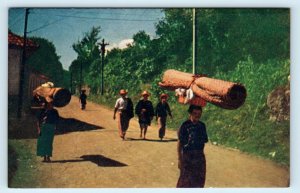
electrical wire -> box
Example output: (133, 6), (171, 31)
(26, 9), (163, 34)
(9, 9), (26, 28)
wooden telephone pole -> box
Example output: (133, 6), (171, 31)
(98, 39), (109, 95)
(192, 8), (199, 75)
(17, 8), (29, 118)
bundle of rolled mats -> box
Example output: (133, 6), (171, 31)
(158, 69), (247, 110)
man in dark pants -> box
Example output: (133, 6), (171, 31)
(79, 90), (87, 110)
(113, 89), (134, 140)
(177, 105), (208, 188)
(155, 93), (172, 140)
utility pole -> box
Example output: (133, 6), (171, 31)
(17, 8), (29, 118)
(70, 70), (73, 94)
(192, 8), (199, 75)
(98, 39), (109, 95)
(80, 60), (82, 93)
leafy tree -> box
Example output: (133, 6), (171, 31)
(26, 37), (68, 87)
(70, 26), (102, 93)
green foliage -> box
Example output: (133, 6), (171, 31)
(202, 58), (290, 165)
(197, 8), (289, 75)
(70, 26), (102, 93)
(26, 37), (69, 87)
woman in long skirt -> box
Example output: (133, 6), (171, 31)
(177, 105), (208, 188)
(36, 101), (59, 162)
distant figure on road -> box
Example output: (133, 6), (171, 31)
(113, 89), (134, 140)
(135, 90), (154, 139)
(79, 90), (87, 110)
(36, 100), (59, 162)
(177, 105), (208, 188)
(155, 93), (173, 140)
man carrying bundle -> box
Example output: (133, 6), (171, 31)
(113, 89), (134, 140)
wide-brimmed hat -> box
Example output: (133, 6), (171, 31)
(119, 89), (128, 95)
(141, 90), (150, 96)
(160, 93), (168, 99)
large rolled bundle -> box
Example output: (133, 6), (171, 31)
(159, 69), (247, 109)
(33, 86), (71, 107)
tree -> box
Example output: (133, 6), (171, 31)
(71, 26), (102, 94)
(26, 37), (68, 87)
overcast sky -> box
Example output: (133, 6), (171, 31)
(8, 8), (164, 70)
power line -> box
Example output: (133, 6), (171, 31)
(44, 14), (159, 22)
(32, 8), (163, 17)
(27, 17), (67, 34)
(26, 10), (162, 34)
(9, 9), (26, 28)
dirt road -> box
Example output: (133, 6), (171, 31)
(35, 96), (289, 188)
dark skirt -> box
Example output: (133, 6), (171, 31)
(177, 150), (206, 188)
(37, 123), (55, 157)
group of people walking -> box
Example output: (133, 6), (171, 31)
(113, 89), (208, 188)
(113, 89), (172, 141)
(35, 88), (209, 188)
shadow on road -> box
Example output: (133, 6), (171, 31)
(126, 137), (177, 143)
(8, 116), (105, 139)
(56, 118), (104, 135)
(49, 154), (127, 167)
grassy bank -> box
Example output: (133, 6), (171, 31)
(8, 139), (39, 188)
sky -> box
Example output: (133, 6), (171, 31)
(8, 8), (165, 70)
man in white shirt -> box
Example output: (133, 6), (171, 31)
(113, 89), (134, 140)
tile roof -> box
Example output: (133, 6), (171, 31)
(8, 31), (39, 49)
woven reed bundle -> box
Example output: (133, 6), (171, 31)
(33, 86), (71, 107)
(159, 69), (247, 109)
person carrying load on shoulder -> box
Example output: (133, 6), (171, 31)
(135, 90), (154, 140)
(36, 99), (59, 163)
(113, 89), (134, 140)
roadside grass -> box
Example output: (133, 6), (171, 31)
(201, 103), (289, 166)
(8, 139), (39, 188)
(8, 111), (40, 188)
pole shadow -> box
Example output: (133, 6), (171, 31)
(49, 154), (127, 167)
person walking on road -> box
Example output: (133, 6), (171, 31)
(135, 90), (154, 140)
(113, 89), (134, 140)
(177, 105), (208, 188)
(79, 89), (87, 110)
(36, 100), (59, 162)
(155, 93), (173, 140)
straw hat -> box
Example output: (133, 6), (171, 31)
(119, 89), (128, 95)
(141, 90), (150, 96)
(160, 93), (168, 99)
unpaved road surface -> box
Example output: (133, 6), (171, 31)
(35, 96), (289, 188)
